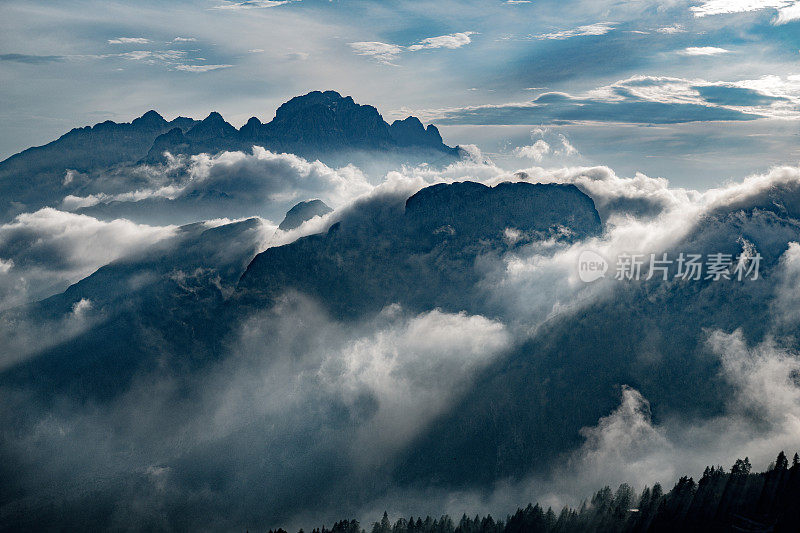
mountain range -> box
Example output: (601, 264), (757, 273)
(0, 90), (458, 221)
(2, 91), (800, 531)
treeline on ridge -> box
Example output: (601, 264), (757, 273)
(259, 450), (800, 533)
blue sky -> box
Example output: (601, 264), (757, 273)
(1, 0), (799, 186)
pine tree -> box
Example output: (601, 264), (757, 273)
(651, 483), (663, 502)
(776, 451), (789, 470)
(638, 486), (651, 510)
(732, 457), (752, 475)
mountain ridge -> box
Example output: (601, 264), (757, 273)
(146, 90), (456, 160)
(0, 90), (457, 220)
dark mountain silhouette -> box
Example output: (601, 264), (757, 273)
(0, 181), (600, 401)
(239, 181), (602, 317)
(279, 199), (333, 231)
(0, 90), (458, 220)
(146, 90), (457, 161)
(0, 111), (197, 219)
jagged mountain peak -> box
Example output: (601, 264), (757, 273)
(273, 90), (360, 120)
(131, 110), (167, 128)
(391, 116), (424, 128)
(267, 90), (388, 146)
(239, 116), (263, 138)
(203, 111), (226, 122)
(1, 91), (458, 219)
(186, 111), (237, 139)
(390, 116), (443, 147)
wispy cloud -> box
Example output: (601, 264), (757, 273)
(171, 37), (197, 43)
(174, 63), (233, 72)
(213, 0), (297, 9)
(0, 53), (64, 64)
(656, 24), (687, 33)
(350, 31), (477, 64)
(679, 46), (731, 55)
(1, 48), (230, 73)
(532, 22), (615, 40)
(422, 74), (800, 126)
(108, 37), (151, 44)
(118, 50), (186, 63)
(114, 50), (230, 72)
(349, 41), (404, 65)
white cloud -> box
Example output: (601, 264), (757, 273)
(407, 32), (477, 51)
(348, 41), (404, 65)
(118, 49), (186, 63)
(774, 1), (800, 22)
(513, 139), (551, 161)
(557, 134), (579, 156)
(690, 0), (800, 24)
(322, 307), (511, 464)
(60, 147), (374, 224)
(690, 0), (795, 17)
(213, 0), (297, 9)
(679, 46), (731, 55)
(350, 31), (477, 64)
(533, 22), (615, 40)
(185, 146), (373, 209)
(174, 63), (233, 72)
(656, 23), (687, 33)
(104, 49), (232, 72)
(0, 208), (176, 309)
(108, 37), (151, 44)
(773, 242), (800, 325)
(11, 144), (800, 524)
(171, 37), (197, 43)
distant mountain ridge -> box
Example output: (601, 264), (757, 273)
(0, 90), (458, 220)
(146, 90), (455, 161)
